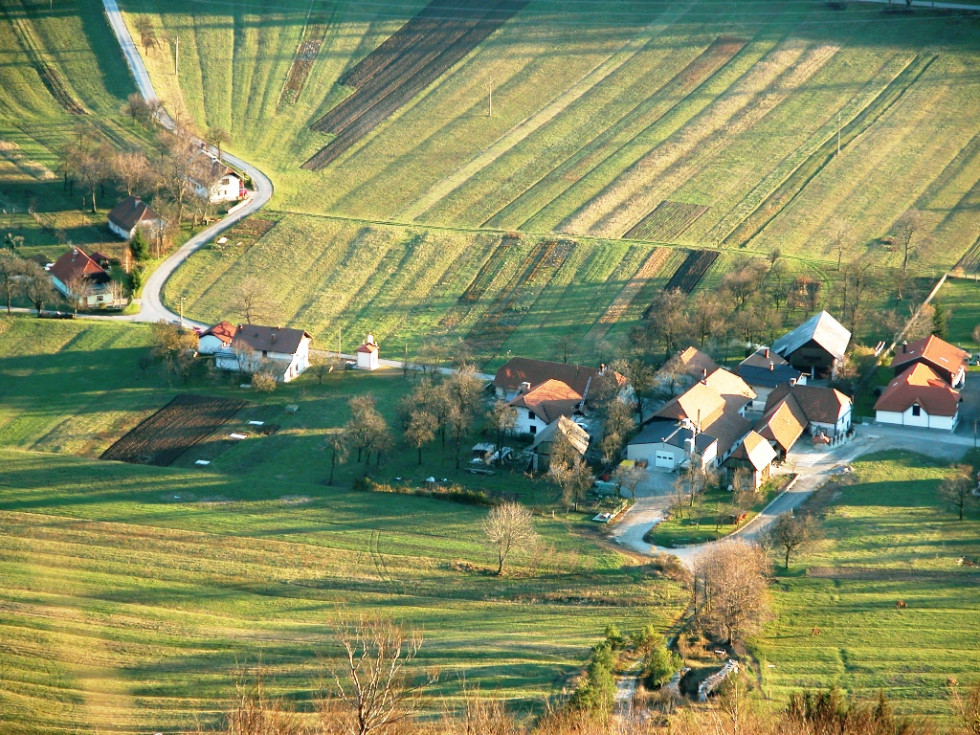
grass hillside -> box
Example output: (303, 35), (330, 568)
(755, 451), (980, 719)
(123, 0), (980, 268)
(0, 317), (687, 732)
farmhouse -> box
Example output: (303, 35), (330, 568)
(48, 246), (115, 308)
(772, 310), (851, 380)
(356, 335), (380, 370)
(764, 383), (852, 443)
(214, 324), (312, 382)
(754, 395), (808, 460)
(874, 363), (961, 431)
(188, 148), (247, 204)
(626, 419), (717, 470)
(890, 335), (969, 388)
(492, 357), (613, 402)
(508, 378), (584, 435)
(528, 415), (590, 472)
(724, 430), (777, 490)
(736, 347), (807, 412)
(197, 321), (238, 355)
(107, 196), (165, 241)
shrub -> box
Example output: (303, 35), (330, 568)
(130, 230), (150, 261)
(251, 371), (277, 393)
(643, 639), (682, 689)
(605, 624), (625, 649)
(129, 265), (145, 292)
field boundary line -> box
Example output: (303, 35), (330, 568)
(398, 2), (694, 222)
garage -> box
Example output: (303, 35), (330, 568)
(655, 450), (676, 469)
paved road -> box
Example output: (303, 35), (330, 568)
(101, 0), (274, 326)
(609, 421), (973, 568)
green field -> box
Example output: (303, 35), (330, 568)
(0, 316), (687, 732)
(754, 451), (980, 719)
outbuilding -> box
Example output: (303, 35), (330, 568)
(356, 334), (380, 370)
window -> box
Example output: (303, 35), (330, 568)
(262, 350), (268, 358)
(911, 403), (921, 417)
(529, 425), (536, 435)
(528, 410), (534, 421)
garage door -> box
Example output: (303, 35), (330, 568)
(655, 451), (675, 469)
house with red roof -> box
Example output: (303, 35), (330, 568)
(763, 383), (853, 443)
(48, 246), (116, 308)
(198, 321), (238, 355)
(891, 335), (969, 389)
(214, 323), (313, 382)
(874, 362), (961, 431)
(508, 379), (584, 436)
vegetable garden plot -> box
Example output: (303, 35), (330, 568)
(278, 9), (335, 108)
(100, 395), (247, 467)
(624, 201), (709, 241)
(659, 249), (719, 295)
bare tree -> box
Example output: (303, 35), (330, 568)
(483, 501), (541, 576)
(698, 541), (772, 646)
(326, 432), (350, 486)
(329, 618), (432, 735)
(939, 465), (975, 521)
(894, 209), (921, 291)
(133, 15), (159, 54)
(151, 321), (199, 383)
(612, 463), (645, 500)
(207, 127), (230, 161)
(404, 409), (437, 466)
(20, 261), (56, 316)
(767, 511), (819, 570)
(643, 288), (689, 362)
(487, 400), (517, 457)
(232, 275), (276, 325)
(0, 250), (27, 314)
(549, 434), (593, 511)
(112, 150), (154, 197)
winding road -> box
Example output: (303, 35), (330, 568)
(102, 0), (274, 327)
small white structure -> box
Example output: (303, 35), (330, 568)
(356, 334), (380, 370)
(626, 419), (718, 470)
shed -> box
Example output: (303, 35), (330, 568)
(356, 334), (380, 370)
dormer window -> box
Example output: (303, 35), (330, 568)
(911, 403), (921, 417)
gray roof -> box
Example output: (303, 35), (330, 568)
(772, 310), (850, 362)
(736, 349), (805, 389)
(530, 415), (589, 456)
(628, 419), (715, 452)
(231, 324), (311, 355)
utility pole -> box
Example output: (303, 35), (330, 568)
(179, 295), (185, 328)
(487, 73), (493, 118)
(174, 34), (179, 76)
(337, 328), (341, 358)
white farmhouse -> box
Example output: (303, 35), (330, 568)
(107, 196), (165, 241)
(874, 363), (961, 431)
(507, 379), (584, 436)
(215, 324), (312, 382)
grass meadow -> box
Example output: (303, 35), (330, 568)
(754, 451), (980, 720)
(0, 316), (687, 732)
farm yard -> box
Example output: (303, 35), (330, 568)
(0, 317), (688, 733)
(755, 452), (980, 719)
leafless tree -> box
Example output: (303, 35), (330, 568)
(612, 463), (645, 500)
(207, 127), (230, 161)
(643, 288), (689, 362)
(112, 150), (154, 197)
(487, 400), (517, 457)
(697, 541), (772, 646)
(326, 432), (350, 486)
(328, 618), (432, 735)
(766, 511), (819, 570)
(232, 275), (276, 325)
(0, 250), (27, 314)
(939, 465), (975, 521)
(133, 15), (159, 54)
(894, 209), (921, 291)
(483, 501), (541, 576)
(151, 321), (199, 383)
(20, 261), (56, 316)
(404, 409), (437, 466)
(549, 434), (593, 511)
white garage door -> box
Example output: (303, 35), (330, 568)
(655, 451), (675, 469)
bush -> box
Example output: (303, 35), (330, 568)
(605, 624), (626, 649)
(631, 623), (660, 651)
(251, 371), (277, 393)
(643, 639), (682, 689)
(130, 231), (150, 261)
(129, 265), (145, 292)
(570, 643), (617, 714)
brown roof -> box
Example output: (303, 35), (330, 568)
(656, 381), (726, 428)
(509, 379), (583, 424)
(765, 383), (850, 425)
(494, 358), (609, 397)
(704, 367), (756, 402)
(664, 346), (719, 380)
(49, 247), (109, 285)
(755, 396), (808, 453)
(701, 408), (752, 458)
(891, 335), (969, 381)
(530, 415), (590, 457)
(730, 430), (777, 471)
(107, 196), (162, 232)
(202, 320), (238, 347)
(232, 324), (311, 355)
(874, 363), (960, 417)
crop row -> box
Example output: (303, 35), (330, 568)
(277, 9), (334, 108)
(624, 201), (710, 242)
(101, 394), (247, 467)
(659, 250), (720, 297)
(303, 0), (528, 170)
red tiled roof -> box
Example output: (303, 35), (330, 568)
(49, 247), (109, 285)
(874, 363), (960, 417)
(201, 321), (238, 347)
(765, 383), (850, 426)
(891, 335), (969, 381)
(356, 342), (379, 353)
(755, 395), (808, 453)
(494, 358), (615, 397)
(107, 196), (162, 232)
(508, 379), (583, 424)
(704, 367), (756, 402)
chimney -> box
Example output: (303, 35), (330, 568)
(902, 341), (908, 353)
(367, 333), (375, 345)
(764, 347), (770, 358)
(790, 377), (797, 387)
(519, 381), (531, 394)
(599, 363), (606, 375)
(769, 361), (774, 372)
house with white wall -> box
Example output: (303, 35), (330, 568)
(508, 379), (583, 436)
(874, 363), (960, 431)
(215, 324), (312, 382)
